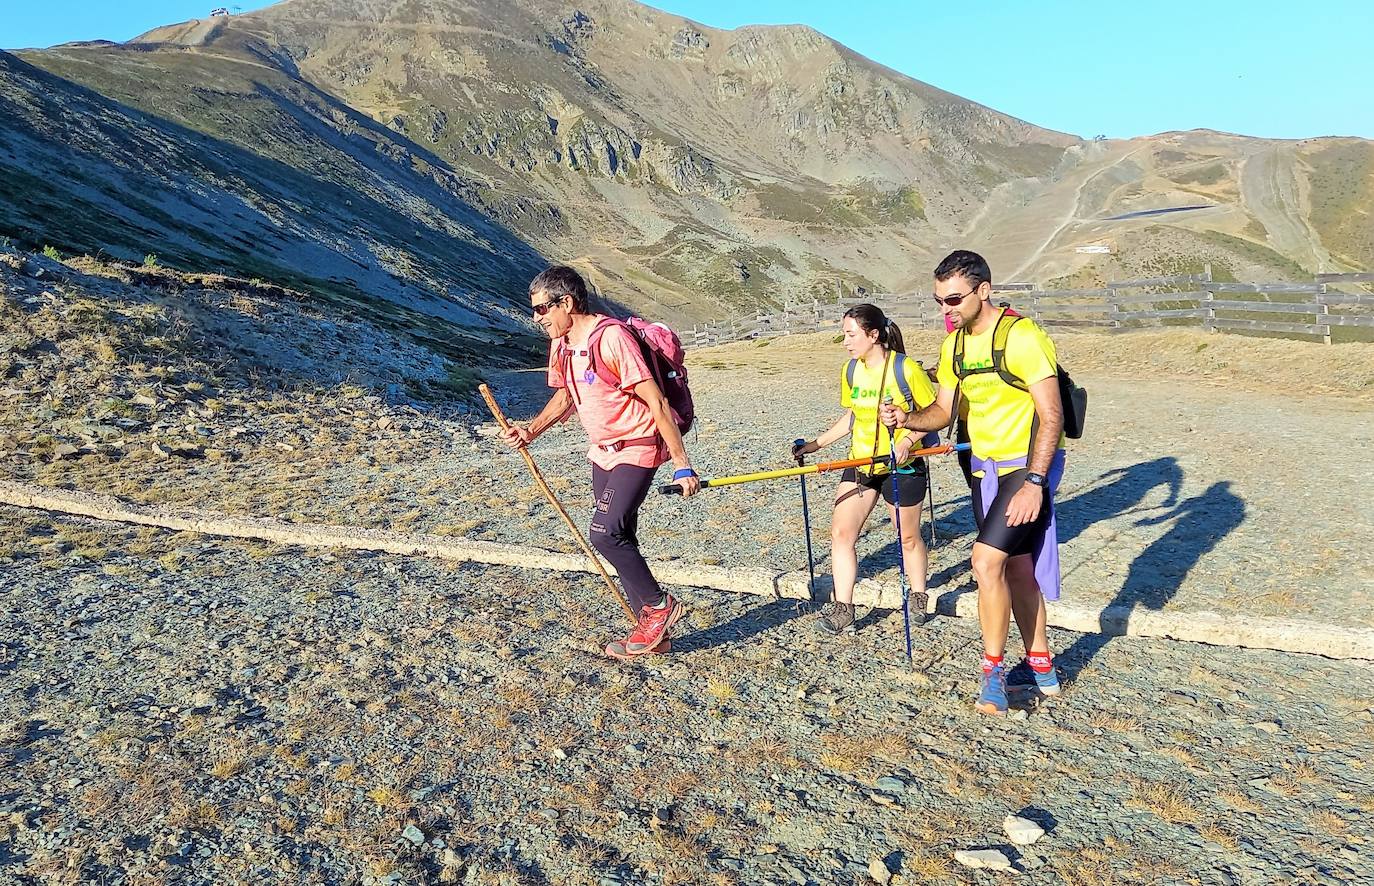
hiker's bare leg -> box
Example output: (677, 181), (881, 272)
(830, 482), (878, 605)
(1007, 553), (1049, 655)
(970, 541), (1012, 657)
(887, 500), (928, 603)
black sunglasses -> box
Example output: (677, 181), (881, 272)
(932, 289), (979, 307)
(531, 295), (565, 316)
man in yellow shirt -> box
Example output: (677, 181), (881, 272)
(881, 251), (1066, 716)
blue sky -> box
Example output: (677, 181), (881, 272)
(5, 0), (1371, 140)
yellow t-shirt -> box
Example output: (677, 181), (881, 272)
(841, 352), (937, 473)
(936, 316), (1059, 475)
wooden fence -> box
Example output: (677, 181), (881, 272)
(688, 271), (1374, 347)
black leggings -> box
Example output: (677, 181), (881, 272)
(589, 463), (665, 613)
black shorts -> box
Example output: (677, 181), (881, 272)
(839, 460), (928, 507)
(971, 468), (1050, 557)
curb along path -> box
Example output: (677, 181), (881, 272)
(3, 480), (1368, 661)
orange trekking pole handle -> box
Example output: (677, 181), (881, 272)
(479, 384), (637, 624)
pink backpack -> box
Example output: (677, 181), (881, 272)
(579, 316), (695, 434)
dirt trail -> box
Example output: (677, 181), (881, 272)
(1239, 144), (1331, 272)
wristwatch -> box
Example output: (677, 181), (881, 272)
(1024, 472), (1048, 489)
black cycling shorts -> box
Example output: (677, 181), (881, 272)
(839, 460), (928, 508)
(970, 467), (1050, 557)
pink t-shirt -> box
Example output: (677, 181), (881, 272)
(548, 318), (669, 471)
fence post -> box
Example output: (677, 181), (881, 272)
(1317, 283), (1331, 344)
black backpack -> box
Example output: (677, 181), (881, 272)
(952, 311), (1087, 439)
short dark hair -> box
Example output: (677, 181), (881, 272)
(529, 265), (589, 312)
(933, 250), (991, 291)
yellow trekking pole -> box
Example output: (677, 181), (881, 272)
(658, 443), (969, 495)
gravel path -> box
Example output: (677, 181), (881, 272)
(15, 327), (1372, 634)
(3, 509), (1372, 885)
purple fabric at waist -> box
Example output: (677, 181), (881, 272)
(971, 450), (1066, 601)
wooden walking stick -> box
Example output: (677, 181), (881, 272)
(479, 383), (637, 624)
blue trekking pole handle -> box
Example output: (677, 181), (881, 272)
(794, 438), (817, 599)
(884, 401), (914, 666)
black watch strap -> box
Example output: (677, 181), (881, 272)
(1025, 472), (1048, 488)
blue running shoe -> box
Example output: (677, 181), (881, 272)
(976, 664), (1009, 716)
(1007, 658), (1063, 697)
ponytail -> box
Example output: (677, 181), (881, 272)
(885, 319), (906, 355)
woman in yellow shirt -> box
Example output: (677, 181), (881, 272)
(792, 304), (938, 634)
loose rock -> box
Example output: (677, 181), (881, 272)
(1003, 814), (1045, 845)
(954, 849), (1013, 871)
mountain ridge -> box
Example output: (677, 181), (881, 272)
(3, 0), (1369, 343)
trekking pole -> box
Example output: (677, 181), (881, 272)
(479, 384), (637, 625)
(793, 438), (817, 599)
(885, 398), (914, 668)
(925, 471), (938, 547)
(657, 443), (969, 494)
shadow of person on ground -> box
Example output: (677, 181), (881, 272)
(674, 598), (809, 653)
(1058, 480), (1246, 680)
(1057, 457), (1183, 544)
(930, 456), (1186, 549)
(879, 456), (1189, 615)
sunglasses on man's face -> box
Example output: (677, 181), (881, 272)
(531, 296), (564, 317)
(932, 289), (978, 307)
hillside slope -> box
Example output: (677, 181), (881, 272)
(2, 0), (1369, 338)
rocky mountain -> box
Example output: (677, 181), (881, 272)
(2, 0), (1369, 345)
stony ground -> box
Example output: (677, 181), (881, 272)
(5, 249), (1374, 884)
(3, 508), (1373, 886)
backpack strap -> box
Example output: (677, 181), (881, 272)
(585, 317), (627, 384)
(844, 358), (859, 431)
(892, 353), (941, 449)
(891, 353), (915, 412)
(991, 312), (1029, 391)
(945, 331), (964, 443)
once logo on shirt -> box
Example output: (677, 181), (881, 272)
(583, 369), (597, 384)
(851, 385), (899, 402)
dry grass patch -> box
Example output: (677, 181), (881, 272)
(1218, 788), (1265, 814)
(365, 784), (409, 811)
(209, 746), (248, 780)
(1053, 844), (1117, 886)
(1126, 780), (1203, 825)
(1156, 745), (1198, 767)
(1200, 823), (1240, 851)
(167, 798), (222, 832)
(1309, 810), (1350, 836)
(817, 731), (914, 775)
(705, 678), (738, 702)
(901, 851), (956, 882)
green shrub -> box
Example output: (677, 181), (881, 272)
(143, 253), (159, 268)
(41, 245), (60, 261)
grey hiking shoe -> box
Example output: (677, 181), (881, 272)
(818, 602), (855, 634)
(910, 591), (930, 627)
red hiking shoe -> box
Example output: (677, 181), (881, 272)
(604, 637), (670, 660)
(626, 595), (683, 654)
